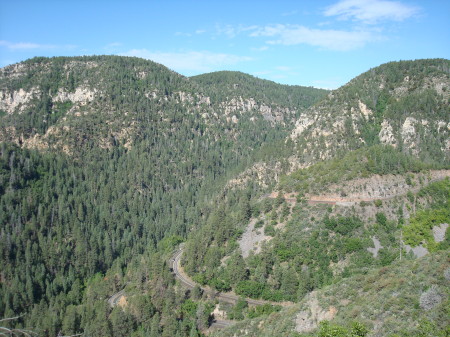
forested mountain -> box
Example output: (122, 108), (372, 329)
(0, 56), (448, 337)
(182, 60), (450, 336)
(0, 55), (326, 336)
(290, 59), (449, 165)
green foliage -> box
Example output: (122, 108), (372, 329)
(158, 235), (184, 253)
(403, 208), (449, 251)
(343, 238), (364, 254)
(324, 216), (363, 236)
(264, 224), (276, 237)
(1, 56), (449, 337)
(254, 219), (264, 229)
(235, 280), (265, 298)
(181, 299), (198, 317)
(228, 297), (248, 320)
(190, 71), (328, 110)
(375, 212), (387, 226)
(318, 321), (369, 337)
(281, 145), (435, 194)
(417, 177), (450, 208)
(247, 304), (281, 319)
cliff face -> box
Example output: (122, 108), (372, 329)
(0, 56), (326, 155)
(290, 59), (450, 165)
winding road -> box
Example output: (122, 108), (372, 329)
(107, 289), (125, 307)
(170, 247), (288, 307)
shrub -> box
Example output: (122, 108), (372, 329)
(235, 280), (265, 298)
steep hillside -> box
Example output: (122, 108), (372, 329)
(211, 251), (449, 337)
(0, 57), (448, 336)
(223, 59), (449, 191)
(0, 56), (327, 154)
(182, 146), (449, 300)
(291, 59), (449, 165)
(180, 60), (449, 336)
(190, 71), (327, 117)
(0, 56), (327, 336)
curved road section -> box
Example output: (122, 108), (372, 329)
(108, 289), (125, 307)
(171, 248), (285, 307)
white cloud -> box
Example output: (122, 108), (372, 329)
(0, 40), (55, 50)
(121, 49), (252, 73)
(312, 77), (344, 90)
(216, 24), (259, 38)
(106, 42), (122, 47)
(282, 10), (298, 16)
(251, 46), (269, 52)
(175, 32), (192, 37)
(275, 66), (292, 72)
(104, 42), (122, 51)
(0, 40), (78, 51)
(324, 0), (419, 24)
(250, 24), (374, 51)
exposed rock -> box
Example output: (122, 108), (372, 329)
(419, 285), (442, 311)
(379, 120), (396, 147)
(401, 117), (419, 155)
(404, 244), (429, 258)
(367, 237), (383, 258)
(307, 170), (450, 203)
(358, 100), (372, 119)
(290, 114), (315, 139)
(0, 87), (40, 113)
(238, 217), (272, 258)
(432, 223), (448, 243)
(219, 96), (294, 124)
(295, 292), (337, 333)
(444, 268), (450, 281)
(212, 304), (227, 320)
(54, 86), (97, 105)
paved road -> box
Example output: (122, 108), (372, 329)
(108, 289), (125, 307)
(211, 320), (234, 329)
(171, 248), (286, 307)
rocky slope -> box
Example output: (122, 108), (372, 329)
(290, 59), (449, 165)
(0, 56), (327, 155)
(211, 251), (449, 337)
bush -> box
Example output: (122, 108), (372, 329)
(318, 321), (369, 337)
(403, 208), (449, 251)
(254, 219), (264, 229)
(375, 212), (387, 226)
(235, 280), (265, 298)
(324, 216), (363, 235)
(265, 224), (276, 236)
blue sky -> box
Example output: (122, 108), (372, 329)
(0, 0), (449, 88)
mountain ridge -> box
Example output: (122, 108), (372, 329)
(0, 56), (448, 337)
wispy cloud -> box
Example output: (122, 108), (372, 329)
(250, 24), (374, 51)
(312, 77), (345, 90)
(106, 42), (122, 48)
(121, 49), (252, 73)
(251, 46), (269, 52)
(281, 10), (298, 17)
(275, 66), (293, 72)
(0, 40), (78, 51)
(104, 42), (122, 52)
(175, 32), (192, 37)
(216, 24), (258, 39)
(0, 40), (55, 50)
(324, 0), (420, 24)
